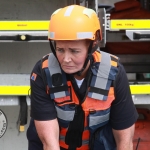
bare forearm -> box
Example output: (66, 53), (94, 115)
(113, 124), (135, 150)
(42, 132), (60, 150)
(116, 141), (133, 150)
(35, 119), (60, 150)
(43, 140), (60, 150)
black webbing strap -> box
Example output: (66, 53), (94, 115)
(110, 56), (118, 63)
(19, 96), (27, 125)
(65, 105), (85, 150)
(89, 87), (109, 96)
(49, 40), (57, 57)
(110, 55), (119, 67)
(17, 96), (28, 132)
(50, 85), (68, 94)
(89, 126), (104, 150)
(135, 138), (141, 150)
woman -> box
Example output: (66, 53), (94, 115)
(27, 5), (138, 150)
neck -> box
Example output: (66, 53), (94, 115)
(74, 60), (90, 80)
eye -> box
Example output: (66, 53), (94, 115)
(56, 48), (64, 53)
(70, 49), (79, 53)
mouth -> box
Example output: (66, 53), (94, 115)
(62, 65), (74, 69)
(64, 65), (73, 67)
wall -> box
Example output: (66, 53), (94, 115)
(0, 0), (70, 74)
(0, 42), (50, 73)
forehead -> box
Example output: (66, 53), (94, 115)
(56, 40), (88, 47)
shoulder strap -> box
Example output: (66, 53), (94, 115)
(46, 53), (70, 99)
(40, 54), (49, 93)
(88, 51), (119, 100)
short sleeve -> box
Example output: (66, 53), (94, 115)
(110, 63), (138, 130)
(30, 60), (57, 121)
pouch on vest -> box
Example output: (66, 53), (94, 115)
(88, 108), (110, 133)
(55, 104), (76, 128)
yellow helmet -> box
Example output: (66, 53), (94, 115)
(48, 5), (102, 41)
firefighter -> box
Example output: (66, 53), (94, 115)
(27, 5), (138, 150)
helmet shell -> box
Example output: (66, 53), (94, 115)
(48, 5), (102, 40)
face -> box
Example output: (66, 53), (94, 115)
(55, 40), (89, 74)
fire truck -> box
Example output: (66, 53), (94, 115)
(0, 0), (150, 149)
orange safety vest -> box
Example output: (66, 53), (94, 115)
(42, 50), (119, 150)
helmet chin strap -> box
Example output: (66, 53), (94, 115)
(49, 40), (57, 57)
(49, 40), (98, 76)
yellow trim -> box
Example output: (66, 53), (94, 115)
(0, 86), (30, 95)
(0, 84), (150, 95)
(110, 20), (150, 30)
(130, 85), (150, 94)
(0, 21), (49, 30)
(19, 126), (25, 132)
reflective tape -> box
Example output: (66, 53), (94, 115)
(55, 106), (75, 121)
(0, 21), (49, 30)
(89, 113), (110, 127)
(48, 54), (62, 77)
(47, 53), (69, 99)
(49, 32), (55, 39)
(130, 84), (150, 94)
(89, 51), (112, 100)
(82, 139), (89, 145)
(77, 32), (93, 39)
(54, 91), (67, 99)
(83, 8), (96, 18)
(0, 86), (30, 95)
(60, 135), (89, 145)
(64, 5), (74, 16)
(110, 20), (150, 30)
(0, 84), (149, 96)
(97, 51), (111, 79)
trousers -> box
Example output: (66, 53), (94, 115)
(92, 123), (116, 150)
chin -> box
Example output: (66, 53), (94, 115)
(62, 68), (77, 74)
(63, 70), (75, 74)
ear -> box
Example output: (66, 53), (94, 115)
(96, 30), (101, 41)
(93, 31), (101, 48)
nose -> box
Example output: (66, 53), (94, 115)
(63, 52), (71, 63)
